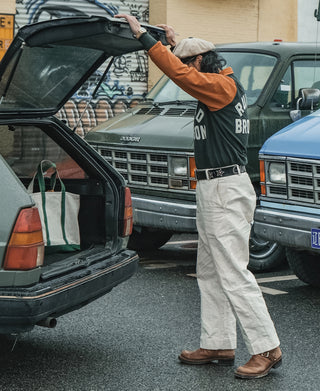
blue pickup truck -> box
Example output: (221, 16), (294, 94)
(254, 90), (320, 287)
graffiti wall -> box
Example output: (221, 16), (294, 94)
(15, 0), (150, 135)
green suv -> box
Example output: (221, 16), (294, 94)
(86, 41), (320, 271)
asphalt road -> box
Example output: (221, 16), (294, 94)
(0, 235), (319, 391)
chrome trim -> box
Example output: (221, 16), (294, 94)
(132, 195), (197, 232)
(254, 206), (320, 251)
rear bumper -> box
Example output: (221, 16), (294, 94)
(0, 248), (138, 334)
(254, 203), (320, 251)
(132, 194), (197, 232)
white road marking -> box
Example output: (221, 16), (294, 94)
(143, 238), (300, 296)
(259, 286), (288, 295)
(256, 275), (298, 283)
(186, 274), (299, 295)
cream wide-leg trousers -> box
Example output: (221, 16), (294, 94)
(196, 172), (280, 355)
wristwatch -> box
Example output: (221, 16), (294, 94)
(134, 27), (147, 39)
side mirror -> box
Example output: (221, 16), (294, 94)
(290, 88), (320, 122)
(290, 110), (301, 122)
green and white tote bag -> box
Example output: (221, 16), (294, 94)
(28, 160), (80, 253)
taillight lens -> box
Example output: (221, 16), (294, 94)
(4, 207), (44, 270)
(121, 187), (133, 237)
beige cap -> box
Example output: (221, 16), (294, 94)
(173, 38), (215, 59)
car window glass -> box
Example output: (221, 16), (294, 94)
(0, 45), (102, 111)
(221, 52), (277, 105)
(292, 60), (320, 101)
(271, 60), (320, 109)
(270, 67), (292, 108)
(0, 125), (87, 179)
(147, 52), (276, 106)
(147, 77), (196, 103)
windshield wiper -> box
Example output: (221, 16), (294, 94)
(155, 100), (197, 106)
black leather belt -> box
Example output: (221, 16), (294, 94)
(195, 165), (246, 180)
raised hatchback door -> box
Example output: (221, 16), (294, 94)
(0, 16), (166, 118)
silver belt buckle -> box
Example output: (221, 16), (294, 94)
(233, 164), (241, 175)
(205, 168), (214, 180)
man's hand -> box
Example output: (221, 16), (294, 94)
(115, 14), (177, 47)
(115, 14), (141, 37)
(156, 24), (177, 47)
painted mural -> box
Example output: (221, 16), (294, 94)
(15, 0), (150, 135)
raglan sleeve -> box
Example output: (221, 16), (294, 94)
(138, 34), (237, 111)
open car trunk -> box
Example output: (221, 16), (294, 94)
(0, 117), (139, 333)
(0, 116), (134, 276)
(1, 118), (118, 254)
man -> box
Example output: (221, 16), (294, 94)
(116, 14), (281, 380)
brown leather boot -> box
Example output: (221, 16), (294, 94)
(179, 348), (235, 366)
(235, 347), (282, 379)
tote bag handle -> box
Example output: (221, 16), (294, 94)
(29, 160), (68, 247)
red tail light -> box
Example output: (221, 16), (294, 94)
(121, 187), (133, 237)
(4, 207), (44, 270)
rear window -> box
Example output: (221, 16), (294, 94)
(0, 45), (102, 112)
(0, 125), (87, 179)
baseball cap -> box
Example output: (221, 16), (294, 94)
(173, 37), (215, 59)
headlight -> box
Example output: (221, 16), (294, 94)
(169, 157), (188, 176)
(268, 162), (286, 183)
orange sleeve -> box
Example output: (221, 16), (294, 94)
(148, 41), (237, 111)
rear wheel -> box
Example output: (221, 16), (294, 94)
(128, 227), (173, 251)
(286, 248), (320, 287)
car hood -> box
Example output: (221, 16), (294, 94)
(0, 16), (166, 118)
(260, 110), (320, 159)
(85, 105), (195, 150)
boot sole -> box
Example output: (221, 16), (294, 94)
(178, 355), (235, 366)
(234, 357), (282, 379)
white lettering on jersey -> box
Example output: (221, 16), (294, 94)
(235, 102), (245, 117)
(194, 125), (207, 140)
(235, 118), (250, 134)
(194, 108), (207, 140)
(241, 94), (248, 110)
(234, 94), (248, 117)
(195, 108), (205, 123)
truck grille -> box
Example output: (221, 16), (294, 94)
(98, 147), (170, 188)
(267, 158), (320, 203)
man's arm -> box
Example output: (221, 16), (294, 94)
(115, 14), (236, 111)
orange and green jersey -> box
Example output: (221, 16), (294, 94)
(140, 35), (249, 169)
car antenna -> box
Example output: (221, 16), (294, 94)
(72, 56), (115, 134)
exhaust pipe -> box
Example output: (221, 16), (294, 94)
(36, 317), (57, 329)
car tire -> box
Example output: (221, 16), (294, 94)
(286, 248), (320, 287)
(128, 227), (173, 251)
(249, 228), (286, 272)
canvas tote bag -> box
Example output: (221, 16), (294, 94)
(28, 160), (80, 252)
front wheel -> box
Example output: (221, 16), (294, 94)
(248, 228), (286, 272)
(286, 248), (320, 287)
(128, 227), (173, 251)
